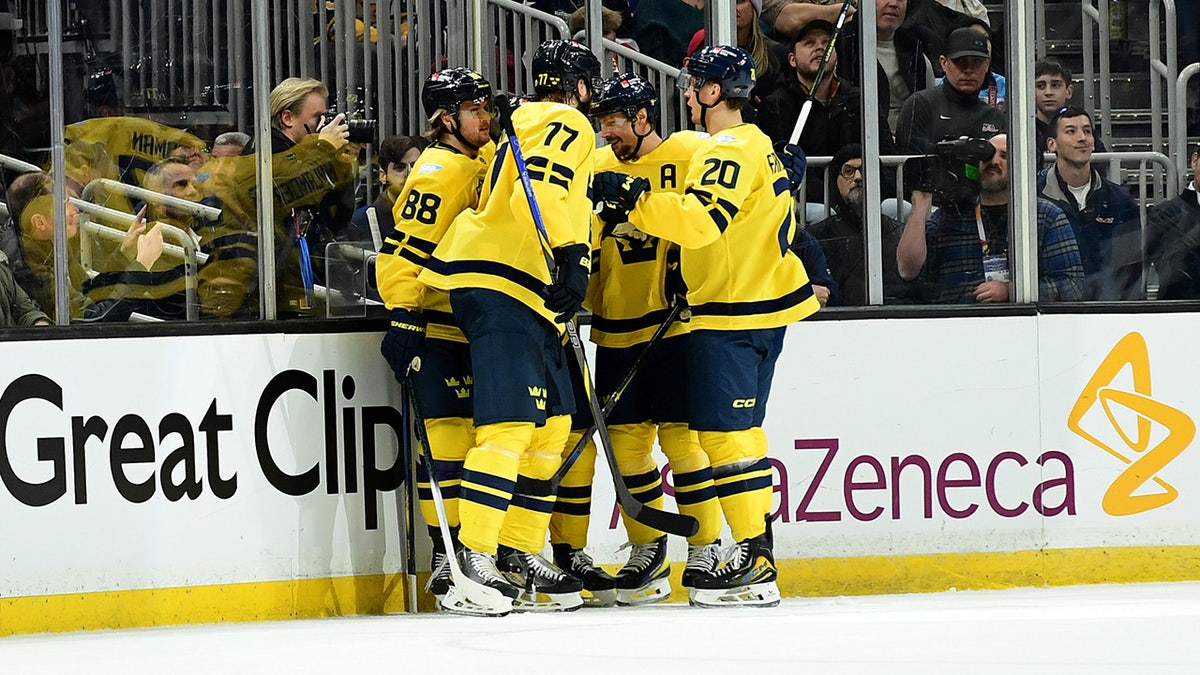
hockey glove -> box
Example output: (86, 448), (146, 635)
(592, 171), (650, 221)
(773, 142), (807, 194)
(542, 243), (591, 323)
(380, 308), (427, 380)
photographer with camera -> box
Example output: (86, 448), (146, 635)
(220, 77), (362, 318)
(897, 134), (1085, 304)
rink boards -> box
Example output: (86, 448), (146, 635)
(2, 314), (1200, 635)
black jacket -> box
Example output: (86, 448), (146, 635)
(1146, 189), (1200, 299)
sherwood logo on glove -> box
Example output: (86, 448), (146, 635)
(0, 370), (405, 530)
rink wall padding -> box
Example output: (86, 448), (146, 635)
(3, 313), (1200, 635)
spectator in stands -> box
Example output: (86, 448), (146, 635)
(808, 144), (919, 305)
(898, 134), (1085, 303)
(686, 0), (784, 104)
(211, 131), (251, 158)
(568, 5), (638, 51)
(1146, 143), (1200, 299)
(758, 19), (897, 211)
(0, 253), (51, 327)
(1033, 59), (1106, 155)
(1038, 107), (1143, 301)
(895, 26), (1005, 155)
(143, 157), (202, 229)
(630, 0), (704, 68)
(835, 0), (936, 132)
(760, 0), (855, 41)
(346, 134), (429, 249)
(941, 18), (1004, 111)
(8, 171), (163, 321)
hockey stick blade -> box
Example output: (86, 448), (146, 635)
(497, 94), (698, 539)
(405, 378), (512, 617)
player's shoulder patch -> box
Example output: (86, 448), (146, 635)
(418, 163), (443, 174)
(712, 133), (737, 144)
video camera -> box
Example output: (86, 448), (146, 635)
(903, 138), (996, 208)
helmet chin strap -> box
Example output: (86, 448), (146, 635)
(626, 122), (652, 160)
(694, 86), (721, 130)
(449, 115), (481, 152)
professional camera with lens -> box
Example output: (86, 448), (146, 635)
(324, 109), (379, 144)
(903, 137), (996, 209)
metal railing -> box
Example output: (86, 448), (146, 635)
(478, 0), (570, 97)
(1080, 0), (1115, 156)
(1174, 63), (1200, 188)
(1149, 0), (1178, 158)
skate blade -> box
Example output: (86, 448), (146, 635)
(512, 590), (584, 613)
(688, 581), (780, 609)
(438, 586), (513, 617)
(583, 588), (618, 608)
(616, 578), (673, 607)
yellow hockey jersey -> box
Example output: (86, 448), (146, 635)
(419, 101), (594, 329)
(377, 141), (495, 342)
(588, 131), (708, 348)
(628, 123), (819, 331)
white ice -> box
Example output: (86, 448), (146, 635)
(4, 581), (1200, 674)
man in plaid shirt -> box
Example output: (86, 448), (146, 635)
(897, 134), (1085, 303)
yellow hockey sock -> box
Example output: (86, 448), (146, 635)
(457, 421), (534, 555)
(416, 416), (473, 529)
(550, 431), (596, 549)
(659, 423), (723, 546)
(499, 415), (571, 553)
(611, 422), (665, 545)
(699, 428), (773, 542)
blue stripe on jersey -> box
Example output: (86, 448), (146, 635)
(691, 283), (813, 318)
(405, 233), (437, 255)
(398, 247), (429, 267)
(591, 306), (674, 335)
(425, 257), (547, 296)
(772, 177), (791, 196)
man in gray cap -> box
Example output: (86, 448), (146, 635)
(894, 25), (1006, 154)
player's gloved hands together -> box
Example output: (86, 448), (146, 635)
(542, 243), (591, 323)
(380, 308), (427, 380)
(774, 142), (807, 194)
(592, 171), (650, 219)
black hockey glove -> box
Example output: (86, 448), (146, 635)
(542, 243), (591, 323)
(592, 171), (650, 221)
(773, 142), (807, 194)
(380, 308), (427, 380)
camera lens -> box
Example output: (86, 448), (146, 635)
(346, 119), (377, 144)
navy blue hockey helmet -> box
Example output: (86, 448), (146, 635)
(682, 45), (756, 100)
(590, 73), (660, 122)
(421, 68), (493, 119)
(532, 40), (602, 96)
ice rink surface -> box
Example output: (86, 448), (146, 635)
(5, 581), (1200, 674)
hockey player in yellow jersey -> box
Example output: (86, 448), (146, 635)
(592, 45), (820, 608)
(418, 40), (650, 615)
(377, 67), (496, 606)
(550, 73), (723, 607)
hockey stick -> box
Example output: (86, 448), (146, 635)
(548, 300), (686, 489)
(404, 376), (512, 616)
(497, 95), (699, 538)
(789, 0), (856, 144)
(399, 387), (420, 613)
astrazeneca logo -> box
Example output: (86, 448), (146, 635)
(1067, 332), (1194, 516)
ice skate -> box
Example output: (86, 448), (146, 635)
(688, 532), (780, 609)
(552, 543), (617, 607)
(680, 539), (722, 591)
(426, 549), (453, 601)
(438, 548), (519, 617)
(497, 545), (585, 613)
(614, 537), (672, 606)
